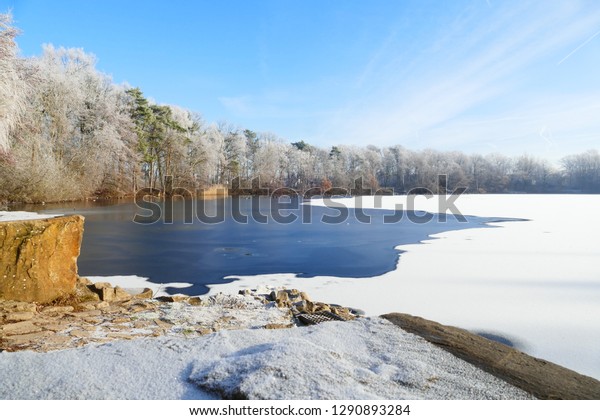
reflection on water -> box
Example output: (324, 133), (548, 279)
(14, 198), (497, 295)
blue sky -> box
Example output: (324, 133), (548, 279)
(5, 0), (600, 161)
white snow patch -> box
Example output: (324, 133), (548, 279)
(0, 210), (62, 222)
(0, 318), (532, 400)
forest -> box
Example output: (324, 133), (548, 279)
(1, 13), (599, 205)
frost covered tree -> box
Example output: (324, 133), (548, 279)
(0, 13), (595, 203)
(0, 13), (25, 152)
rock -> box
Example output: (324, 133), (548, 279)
(188, 297), (204, 306)
(69, 330), (91, 338)
(66, 310), (102, 318)
(381, 313), (600, 400)
(157, 295), (188, 303)
(0, 321), (42, 336)
(74, 280), (100, 302)
(3, 330), (53, 346)
(330, 306), (355, 320)
(274, 290), (290, 308)
(132, 321), (152, 329)
(4, 312), (35, 322)
(106, 332), (133, 340)
(40, 306), (74, 314)
(112, 317), (130, 324)
(264, 323), (293, 329)
(113, 286), (131, 301)
(78, 303), (98, 311)
(36, 321), (72, 332)
(0, 215), (84, 303)
(0, 301), (38, 313)
(94, 301), (110, 310)
(40, 334), (71, 346)
(77, 277), (93, 286)
(313, 303), (330, 312)
(94, 285), (116, 302)
(154, 319), (172, 329)
(134, 288), (153, 299)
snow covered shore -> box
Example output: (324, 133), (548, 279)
(0, 210), (61, 222)
(0, 317), (532, 400)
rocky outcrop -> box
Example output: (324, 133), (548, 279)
(0, 215), (84, 303)
(0, 282), (360, 352)
(381, 313), (600, 400)
(242, 287), (360, 325)
(0, 282), (296, 352)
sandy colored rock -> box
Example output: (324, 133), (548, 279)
(4, 312), (35, 322)
(95, 301), (110, 310)
(157, 295), (188, 303)
(114, 286), (131, 301)
(41, 334), (72, 346)
(95, 286), (116, 302)
(0, 215), (84, 303)
(0, 301), (37, 313)
(40, 306), (74, 314)
(66, 310), (102, 318)
(188, 297), (203, 306)
(112, 317), (130, 324)
(134, 288), (153, 299)
(38, 321), (73, 332)
(3, 330), (53, 345)
(0, 321), (43, 336)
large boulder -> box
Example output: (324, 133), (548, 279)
(0, 215), (84, 303)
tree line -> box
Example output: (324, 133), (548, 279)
(1, 13), (599, 204)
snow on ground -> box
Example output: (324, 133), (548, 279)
(0, 210), (62, 222)
(209, 194), (600, 380)
(0, 318), (531, 400)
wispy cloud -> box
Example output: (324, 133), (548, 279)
(313, 1), (600, 159)
(557, 28), (600, 65)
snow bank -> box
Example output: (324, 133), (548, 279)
(0, 318), (531, 400)
(0, 210), (62, 222)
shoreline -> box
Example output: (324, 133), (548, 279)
(0, 282), (534, 400)
(1, 279), (598, 399)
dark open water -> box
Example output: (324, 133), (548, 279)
(15, 197), (499, 295)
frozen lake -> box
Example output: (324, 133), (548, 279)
(14, 194), (600, 380)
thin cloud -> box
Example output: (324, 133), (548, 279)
(557, 28), (600, 65)
(314, 1), (600, 159)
